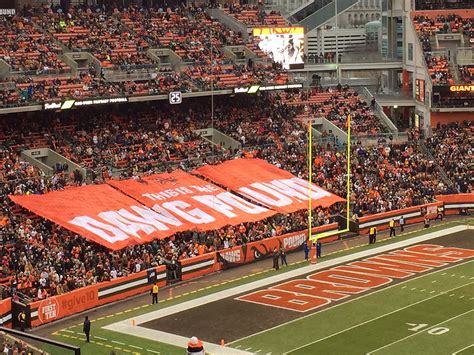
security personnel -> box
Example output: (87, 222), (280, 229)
(151, 282), (159, 305)
(18, 310), (26, 332)
(389, 218), (396, 237)
(435, 206), (444, 221)
(316, 240), (322, 258)
(83, 316), (90, 342)
(369, 226), (377, 244)
(424, 216), (430, 228)
(187, 336), (204, 355)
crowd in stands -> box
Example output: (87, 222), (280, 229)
(413, 12), (473, 86)
(0, 90), (471, 301)
(426, 121), (473, 194)
(459, 65), (473, 84)
(277, 85), (387, 135)
(0, 15), (67, 74)
(31, 5), (152, 69)
(0, 332), (38, 354)
(222, 3), (287, 27)
(0, 3), (294, 108)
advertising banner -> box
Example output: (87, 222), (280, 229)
(194, 159), (345, 213)
(217, 223), (339, 268)
(30, 266), (166, 327)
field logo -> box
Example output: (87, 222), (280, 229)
(238, 244), (474, 312)
(38, 298), (60, 323)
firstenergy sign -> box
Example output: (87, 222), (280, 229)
(449, 85), (474, 92)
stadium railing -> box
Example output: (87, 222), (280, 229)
(358, 201), (444, 234)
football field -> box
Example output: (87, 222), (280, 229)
(229, 261), (473, 354)
(47, 220), (474, 355)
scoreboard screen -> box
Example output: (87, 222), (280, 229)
(253, 27), (305, 69)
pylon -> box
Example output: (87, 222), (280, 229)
(220, 338), (225, 346)
(132, 319), (136, 326)
(310, 245), (317, 265)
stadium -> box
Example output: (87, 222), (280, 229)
(0, 0), (472, 354)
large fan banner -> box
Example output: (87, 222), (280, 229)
(194, 159), (345, 213)
(107, 170), (276, 232)
(9, 184), (178, 250)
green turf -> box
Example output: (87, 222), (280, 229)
(46, 219), (472, 354)
(230, 261), (474, 354)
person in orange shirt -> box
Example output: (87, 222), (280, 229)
(187, 336), (204, 355)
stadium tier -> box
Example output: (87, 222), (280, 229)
(0, 1), (472, 353)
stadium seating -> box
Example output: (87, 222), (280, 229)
(222, 4), (287, 27)
(412, 12), (473, 85)
(0, 15), (68, 73)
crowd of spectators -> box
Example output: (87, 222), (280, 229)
(221, 3), (287, 27)
(277, 86), (388, 135)
(0, 15), (67, 74)
(0, 89), (471, 301)
(413, 12), (473, 86)
(426, 121), (473, 194)
(120, 5), (244, 64)
(0, 3), (295, 108)
(459, 65), (473, 84)
(0, 332), (38, 354)
(31, 5), (152, 69)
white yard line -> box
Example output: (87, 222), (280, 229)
(104, 225), (469, 354)
(366, 309), (474, 354)
(284, 282), (473, 354)
(452, 344), (474, 355)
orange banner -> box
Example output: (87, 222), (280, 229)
(194, 159), (345, 213)
(108, 170), (276, 232)
(9, 185), (180, 250)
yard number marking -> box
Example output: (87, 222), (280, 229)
(406, 323), (450, 335)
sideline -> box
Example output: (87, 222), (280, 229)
(104, 224), (470, 355)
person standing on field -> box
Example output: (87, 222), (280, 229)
(280, 247), (288, 266)
(369, 226), (377, 244)
(83, 316), (90, 342)
(389, 218), (396, 237)
(399, 215), (405, 232)
(273, 248), (280, 270)
(303, 240), (310, 260)
(151, 282), (159, 304)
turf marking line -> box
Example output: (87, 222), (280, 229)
(282, 282), (473, 354)
(452, 344), (474, 354)
(366, 309), (474, 354)
(229, 260), (473, 346)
